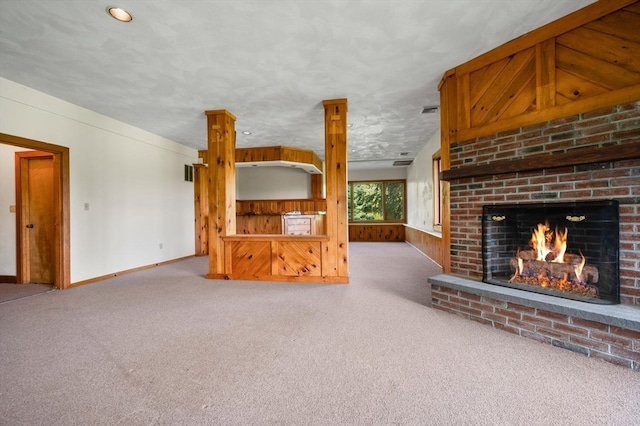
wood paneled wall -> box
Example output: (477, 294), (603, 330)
(221, 235), (337, 282)
(348, 224), (405, 242)
(236, 214), (326, 235)
(404, 227), (443, 266)
(236, 199), (327, 215)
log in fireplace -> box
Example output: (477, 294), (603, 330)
(482, 200), (619, 304)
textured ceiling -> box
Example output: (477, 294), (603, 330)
(0, 0), (595, 168)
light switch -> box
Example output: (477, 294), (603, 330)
(84, 203), (90, 211)
(9, 205), (16, 213)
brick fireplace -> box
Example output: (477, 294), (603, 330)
(429, 102), (640, 369)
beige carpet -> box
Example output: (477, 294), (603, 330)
(0, 242), (638, 426)
(0, 283), (54, 303)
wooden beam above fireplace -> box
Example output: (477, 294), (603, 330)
(441, 142), (640, 181)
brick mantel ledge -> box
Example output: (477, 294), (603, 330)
(429, 274), (640, 331)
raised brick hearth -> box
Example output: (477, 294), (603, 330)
(432, 101), (640, 369)
(429, 274), (640, 370)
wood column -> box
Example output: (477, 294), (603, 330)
(193, 163), (208, 256)
(205, 110), (237, 278)
(322, 99), (349, 281)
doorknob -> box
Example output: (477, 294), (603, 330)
(26, 224), (34, 228)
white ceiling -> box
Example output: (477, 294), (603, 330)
(0, 0), (595, 169)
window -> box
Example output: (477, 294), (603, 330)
(432, 150), (442, 229)
(347, 180), (406, 222)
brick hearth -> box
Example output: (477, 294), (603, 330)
(429, 274), (640, 370)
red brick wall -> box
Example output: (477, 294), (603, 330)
(448, 101), (640, 305)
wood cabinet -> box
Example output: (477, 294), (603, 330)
(282, 215), (316, 236)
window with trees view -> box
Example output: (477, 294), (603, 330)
(347, 180), (406, 222)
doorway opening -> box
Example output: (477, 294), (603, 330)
(1, 133), (70, 290)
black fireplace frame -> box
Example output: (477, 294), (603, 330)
(482, 200), (620, 305)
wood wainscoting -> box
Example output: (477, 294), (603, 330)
(214, 235), (348, 283)
(404, 226), (443, 266)
(348, 223), (405, 242)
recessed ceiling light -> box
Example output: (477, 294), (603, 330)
(107, 7), (133, 22)
(242, 131), (252, 135)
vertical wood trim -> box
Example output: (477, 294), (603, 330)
(536, 38), (557, 110)
(439, 79), (453, 273)
(16, 156), (28, 283)
(205, 110), (237, 277)
(193, 164), (208, 255)
(446, 73), (459, 143)
(322, 99), (349, 280)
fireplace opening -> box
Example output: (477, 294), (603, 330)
(482, 200), (619, 304)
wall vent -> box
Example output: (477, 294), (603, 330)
(184, 164), (194, 182)
(393, 160), (413, 166)
(421, 105), (439, 114)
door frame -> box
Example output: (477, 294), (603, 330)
(2, 133), (70, 290)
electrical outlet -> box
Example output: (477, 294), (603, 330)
(9, 205), (16, 213)
(159, 243), (163, 249)
(84, 203), (90, 211)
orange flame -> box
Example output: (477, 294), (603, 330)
(574, 251), (586, 282)
(531, 222), (551, 261)
(552, 226), (568, 263)
(530, 222), (567, 263)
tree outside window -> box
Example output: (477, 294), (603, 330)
(348, 180), (406, 222)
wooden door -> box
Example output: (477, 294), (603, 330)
(19, 153), (55, 284)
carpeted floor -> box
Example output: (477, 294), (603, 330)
(0, 283), (54, 304)
(0, 242), (638, 426)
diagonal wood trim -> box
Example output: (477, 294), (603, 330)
(455, 84), (640, 143)
(441, 143), (640, 181)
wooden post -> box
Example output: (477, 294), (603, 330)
(322, 99), (349, 281)
(193, 163), (208, 256)
(205, 110), (237, 278)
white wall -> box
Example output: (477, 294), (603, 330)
(0, 78), (198, 282)
(236, 166), (311, 199)
(406, 130), (441, 233)
(348, 167), (407, 181)
(0, 145), (31, 275)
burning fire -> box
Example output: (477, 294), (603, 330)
(510, 221), (596, 298)
(530, 221), (567, 263)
